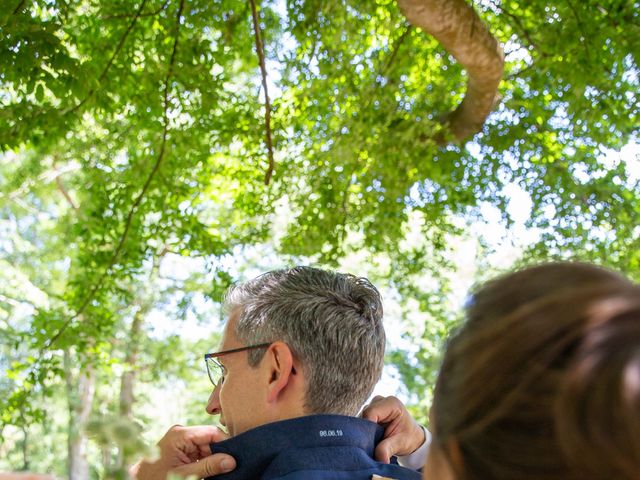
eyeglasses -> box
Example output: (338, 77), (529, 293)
(204, 343), (272, 387)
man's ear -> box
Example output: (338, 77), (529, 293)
(265, 341), (296, 403)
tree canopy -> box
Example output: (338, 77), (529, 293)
(0, 0), (638, 476)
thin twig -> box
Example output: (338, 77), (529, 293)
(506, 61), (536, 80)
(487, 0), (539, 51)
(45, 0), (185, 349)
(65, 0), (149, 115)
(358, 25), (413, 119)
(0, 0), (26, 29)
(249, 0), (275, 186)
(382, 25), (413, 77)
(12, 0), (26, 15)
(102, 0), (170, 20)
(0, 293), (31, 308)
(55, 176), (78, 211)
(564, 0), (591, 61)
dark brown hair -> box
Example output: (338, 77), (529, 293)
(432, 262), (640, 480)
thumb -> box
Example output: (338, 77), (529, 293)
(374, 438), (396, 464)
(361, 396), (386, 423)
(171, 453), (237, 478)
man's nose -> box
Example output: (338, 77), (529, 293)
(206, 384), (221, 415)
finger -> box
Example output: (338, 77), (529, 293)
(163, 426), (229, 466)
(197, 442), (217, 458)
(180, 425), (230, 446)
(176, 450), (192, 464)
(374, 440), (393, 464)
(363, 404), (396, 424)
(362, 396), (389, 422)
(362, 395), (385, 412)
(194, 430), (230, 459)
(171, 453), (237, 478)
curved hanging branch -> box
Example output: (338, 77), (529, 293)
(398, 0), (504, 143)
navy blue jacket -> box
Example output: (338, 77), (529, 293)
(207, 415), (422, 480)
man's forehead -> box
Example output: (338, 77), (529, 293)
(226, 307), (242, 330)
(218, 308), (241, 348)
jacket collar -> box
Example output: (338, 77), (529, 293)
(209, 414), (384, 479)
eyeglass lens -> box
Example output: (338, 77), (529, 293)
(206, 357), (224, 386)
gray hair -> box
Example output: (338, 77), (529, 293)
(224, 266), (385, 416)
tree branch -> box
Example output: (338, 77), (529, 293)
(45, 0), (185, 350)
(12, 0), (26, 15)
(249, 0), (275, 185)
(382, 25), (413, 78)
(506, 61), (536, 80)
(65, 0), (149, 115)
(0, 1), (26, 30)
(564, 0), (592, 61)
(102, 0), (170, 20)
(55, 175), (78, 211)
(398, 0), (504, 144)
(0, 293), (32, 308)
(487, 0), (539, 51)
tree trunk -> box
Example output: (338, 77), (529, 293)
(102, 445), (111, 474)
(398, 0), (504, 143)
(114, 252), (163, 471)
(20, 424), (29, 471)
(119, 308), (144, 420)
(64, 349), (96, 480)
(114, 307), (145, 470)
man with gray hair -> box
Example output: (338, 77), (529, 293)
(134, 266), (422, 479)
(206, 265), (385, 421)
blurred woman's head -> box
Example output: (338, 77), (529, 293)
(425, 262), (640, 480)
